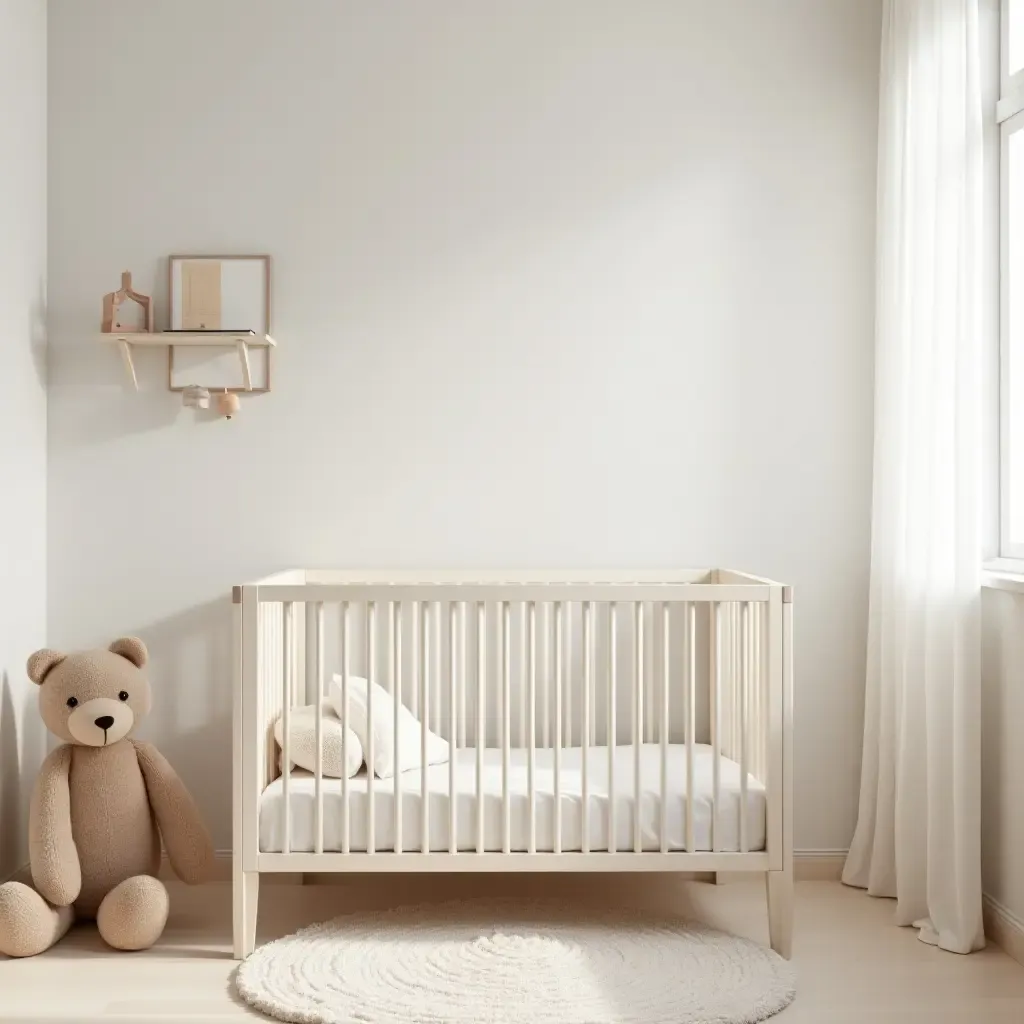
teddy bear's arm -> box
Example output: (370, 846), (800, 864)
(29, 745), (81, 906)
(132, 740), (214, 885)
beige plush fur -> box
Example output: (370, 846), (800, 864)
(0, 638), (214, 957)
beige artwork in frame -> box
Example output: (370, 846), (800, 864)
(167, 254), (273, 393)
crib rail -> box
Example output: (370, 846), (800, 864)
(235, 571), (791, 878)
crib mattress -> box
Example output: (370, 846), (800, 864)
(259, 743), (766, 854)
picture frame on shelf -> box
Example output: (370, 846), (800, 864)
(167, 254), (272, 393)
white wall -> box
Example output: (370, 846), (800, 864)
(0, 0), (47, 880)
(47, 0), (880, 852)
(982, 590), (1024, 923)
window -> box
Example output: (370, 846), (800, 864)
(999, 1), (1024, 558)
(1011, 0), (1024, 77)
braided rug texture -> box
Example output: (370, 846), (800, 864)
(235, 898), (796, 1024)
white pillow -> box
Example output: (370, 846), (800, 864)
(329, 675), (449, 779)
(273, 701), (363, 779)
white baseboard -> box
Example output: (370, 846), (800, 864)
(708, 850), (847, 884)
(983, 893), (1024, 966)
(794, 850), (847, 881)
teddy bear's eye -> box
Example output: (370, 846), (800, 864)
(66, 697), (78, 709)
(118, 691), (129, 702)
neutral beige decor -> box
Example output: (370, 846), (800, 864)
(235, 898), (797, 1024)
(0, 638), (214, 957)
(232, 569), (794, 962)
(273, 702), (363, 779)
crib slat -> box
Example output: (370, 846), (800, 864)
(519, 604), (527, 750)
(476, 602), (486, 854)
(434, 602), (441, 739)
(409, 599), (418, 720)
(660, 602), (669, 854)
(582, 600), (592, 854)
(541, 603), (550, 748)
(460, 602), (468, 751)
(725, 605), (732, 759)
(761, 602), (768, 783)
(608, 603), (617, 853)
(740, 601), (750, 854)
(726, 605), (735, 758)
(340, 602), (350, 855)
(733, 604), (741, 774)
(753, 603), (761, 781)
(554, 601), (563, 855)
(449, 602), (458, 855)
(591, 606), (598, 748)
(392, 602), (402, 856)
(752, 602), (759, 781)
(711, 601), (721, 853)
(634, 602), (643, 854)
(527, 600), (537, 855)
(748, 604), (755, 780)
(686, 602), (696, 853)
(260, 603), (266, 817)
(565, 603), (573, 748)
(367, 601), (376, 855)
(314, 602), (325, 855)
(420, 601), (429, 854)
(501, 601), (511, 855)
(647, 603), (654, 744)
(282, 602), (293, 855)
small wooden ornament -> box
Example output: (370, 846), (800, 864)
(101, 271), (153, 333)
(216, 390), (240, 419)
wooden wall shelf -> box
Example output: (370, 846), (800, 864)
(97, 331), (276, 391)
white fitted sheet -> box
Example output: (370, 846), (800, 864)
(259, 744), (766, 853)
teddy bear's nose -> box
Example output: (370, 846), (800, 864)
(94, 715), (115, 730)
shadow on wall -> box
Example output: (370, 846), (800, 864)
(0, 672), (47, 879)
(128, 597), (235, 848)
(0, 673), (19, 875)
(30, 278), (46, 389)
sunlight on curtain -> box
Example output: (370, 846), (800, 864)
(842, 0), (986, 954)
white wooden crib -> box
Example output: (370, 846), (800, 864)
(232, 569), (793, 959)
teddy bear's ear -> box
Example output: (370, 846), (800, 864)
(109, 636), (148, 668)
(27, 649), (66, 686)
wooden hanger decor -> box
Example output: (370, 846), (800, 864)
(101, 271), (153, 334)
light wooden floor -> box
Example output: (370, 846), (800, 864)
(1, 876), (1022, 1022)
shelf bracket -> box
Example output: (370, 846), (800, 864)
(118, 340), (139, 391)
(237, 340), (253, 391)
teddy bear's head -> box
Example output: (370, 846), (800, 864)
(26, 638), (152, 747)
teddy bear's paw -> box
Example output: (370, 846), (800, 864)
(96, 875), (169, 951)
(0, 881), (74, 957)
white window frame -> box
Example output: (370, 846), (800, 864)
(997, 0), (1024, 562)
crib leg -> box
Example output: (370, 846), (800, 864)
(234, 869), (259, 959)
(765, 868), (793, 959)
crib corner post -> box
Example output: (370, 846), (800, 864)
(782, 591), (793, 856)
(234, 584), (261, 959)
(766, 867), (794, 959)
(766, 587), (794, 960)
(782, 590), (793, 881)
(234, 865), (259, 959)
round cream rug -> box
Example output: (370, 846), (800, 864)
(235, 898), (796, 1024)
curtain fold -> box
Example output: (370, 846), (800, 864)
(842, 0), (985, 954)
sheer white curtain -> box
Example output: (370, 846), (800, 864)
(842, 0), (986, 955)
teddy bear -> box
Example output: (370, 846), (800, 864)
(0, 637), (214, 957)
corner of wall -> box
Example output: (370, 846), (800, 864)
(0, 0), (48, 881)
